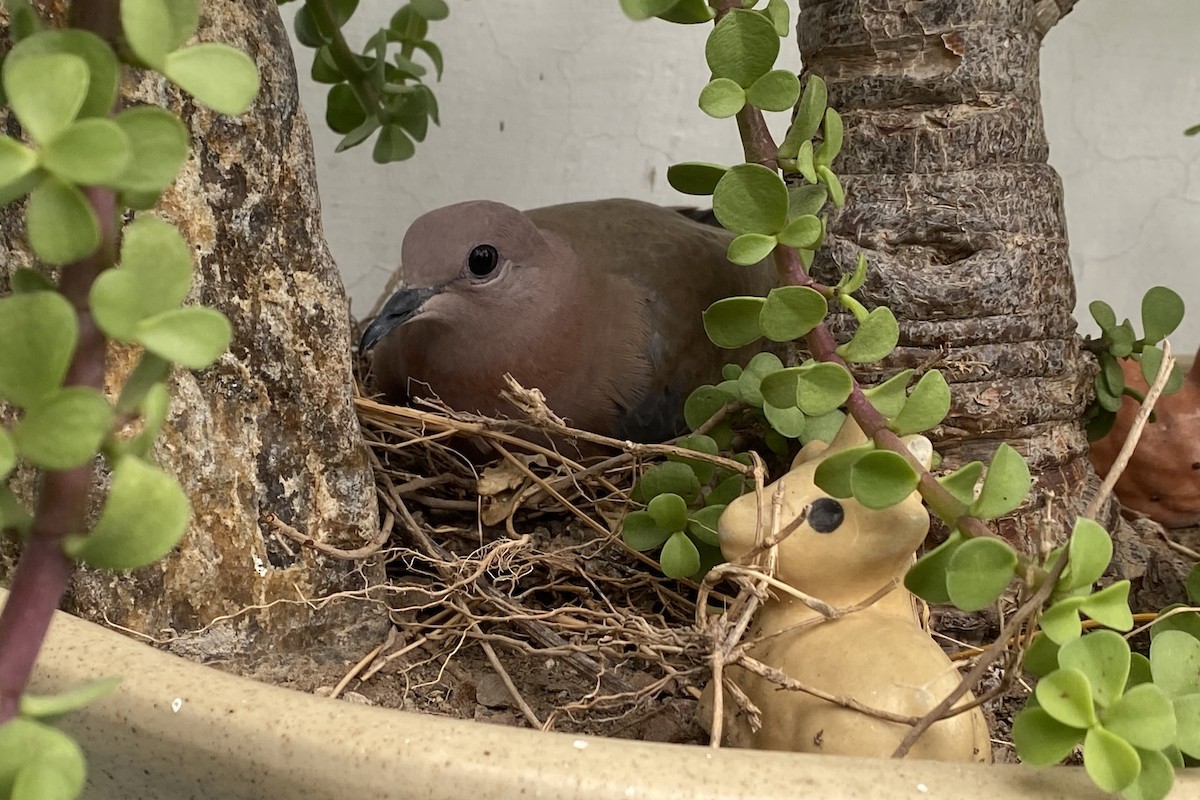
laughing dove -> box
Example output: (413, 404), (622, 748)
(359, 198), (772, 442)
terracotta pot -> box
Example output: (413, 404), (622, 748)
(7, 589), (1185, 799)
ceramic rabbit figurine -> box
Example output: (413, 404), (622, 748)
(714, 417), (992, 762)
(1089, 348), (1200, 528)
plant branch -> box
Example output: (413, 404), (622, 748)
(0, 10), (122, 724)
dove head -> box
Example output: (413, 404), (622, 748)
(359, 201), (586, 416)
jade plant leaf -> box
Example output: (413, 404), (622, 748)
(619, 0), (677, 20)
(1083, 726), (1140, 794)
(121, 0), (177, 68)
(890, 369), (951, 436)
(135, 307), (232, 370)
(1058, 517), (1113, 593)
(667, 162), (727, 196)
(669, 434), (719, 484)
(813, 442), (874, 498)
(849, 450), (918, 510)
(633, 461), (701, 505)
(687, 504), (724, 547)
(736, 351), (784, 408)
(3, 52), (88, 143)
(904, 530), (963, 604)
(712, 163), (789, 235)
(1151, 631), (1200, 699)
(63, 456), (191, 570)
(759, 285), (826, 342)
(622, 509), (672, 551)
(746, 69), (800, 112)
(1036, 667), (1097, 729)
(1141, 286), (1184, 344)
(660, 530), (701, 579)
(786, 184), (827, 219)
(19, 676), (122, 722)
(703, 296), (765, 349)
(12, 387), (112, 470)
(968, 443), (1030, 520)
(648, 492), (688, 533)
(0, 291), (77, 408)
(763, 401), (806, 438)
(684, 384), (736, 431)
(25, 175), (99, 264)
(779, 74), (825, 159)
(835, 306), (898, 363)
(0, 429), (15, 482)
(945, 536), (1017, 611)
(1011, 706), (1085, 766)
(813, 108), (844, 167)
(0, 136), (39, 195)
(1058, 630), (1130, 708)
(862, 370), (913, 419)
(795, 362), (852, 416)
(1102, 683), (1176, 750)
(89, 215), (193, 341)
(41, 118), (131, 186)
(1040, 597), (1086, 644)
(704, 9), (778, 88)
(163, 43), (260, 116)
(8, 29), (120, 119)
(112, 106), (189, 194)
(936, 462), (983, 506)
(776, 213), (822, 249)
(698, 77), (746, 119)
(727, 233), (776, 265)
(0, 719), (86, 800)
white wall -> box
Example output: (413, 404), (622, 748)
(286, 1), (1200, 350)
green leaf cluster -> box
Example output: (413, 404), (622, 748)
(294, 0), (446, 163)
(622, 438), (743, 579)
(1085, 286), (1186, 440)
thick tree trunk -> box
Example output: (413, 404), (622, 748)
(0, 2), (388, 660)
(795, 0), (1106, 552)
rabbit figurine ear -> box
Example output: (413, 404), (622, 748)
(710, 414), (992, 763)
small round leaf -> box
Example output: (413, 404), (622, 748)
(698, 77), (746, 119)
(1083, 726), (1140, 794)
(796, 362), (853, 416)
(835, 306), (899, 364)
(112, 106), (189, 193)
(890, 369), (951, 436)
(969, 443), (1031, 520)
(135, 307), (232, 369)
(1102, 683), (1176, 750)
(3, 52), (88, 143)
(726, 233), (776, 266)
(667, 162), (727, 196)
(13, 387), (112, 470)
(776, 213), (822, 249)
(622, 510), (672, 551)
(1141, 286), (1185, 344)
(759, 286), (827, 342)
(684, 384), (736, 431)
(687, 504), (724, 547)
(633, 461), (702, 505)
(1036, 667), (1098, 729)
(704, 9), (779, 88)
(703, 296), (765, 349)
(648, 492), (689, 533)
(8, 30), (120, 119)
(712, 163), (789, 235)
(163, 43), (260, 116)
(63, 456), (190, 570)
(1059, 630), (1130, 709)
(903, 530), (963, 604)
(945, 537), (1017, 611)
(660, 530), (701, 579)
(26, 175), (100, 264)
(1012, 706), (1085, 766)
(42, 118), (132, 186)
(0, 291), (77, 408)
(746, 69), (800, 112)
(849, 449), (918, 510)
(763, 401), (806, 439)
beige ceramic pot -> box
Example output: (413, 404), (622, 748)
(8, 589), (1192, 799)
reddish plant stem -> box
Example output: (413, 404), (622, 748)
(0, 3), (121, 723)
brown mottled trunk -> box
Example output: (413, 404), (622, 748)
(795, 0), (1107, 553)
(0, 2), (387, 660)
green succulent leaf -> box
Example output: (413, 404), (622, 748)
(1082, 582), (1134, 634)
(1023, 633), (1062, 679)
(667, 162), (727, 196)
(796, 362), (853, 416)
(1139, 345), (1185, 395)
(1090, 300), (1117, 331)
(1174, 693), (1200, 758)
(0, 718), (86, 800)
(669, 434), (719, 484)
(660, 530), (701, 579)
(816, 164), (845, 207)
(0, 291), (77, 408)
(4, 51), (88, 143)
(117, 381), (170, 460)
(1058, 517), (1113, 593)
(779, 74), (826, 159)
(1102, 683), (1176, 750)
(862, 370), (913, 419)
(1083, 726), (1140, 794)
(813, 442), (874, 498)
(712, 163), (789, 235)
(410, 0), (449, 20)
(26, 175), (99, 264)
(849, 450), (918, 510)
(703, 296), (765, 349)
(903, 529), (963, 604)
(1040, 597), (1086, 645)
(1151, 630), (1200, 699)
(0, 135), (39, 204)
(373, 123), (416, 163)
(726, 232), (776, 265)
(1058, 630), (1130, 709)
(90, 215), (193, 341)
(1036, 667), (1097, 729)
(13, 387), (112, 470)
(687, 504), (724, 547)
(801, 409), (845, 445)
(936, 462), (983, 507)
(684, 384), (737, 431)
(622, 509), (672, 551)
(112, 106), (189, 194)
(698, 77), (746, 119)
(776, 213), (822, 249)
(968, 443), (1030, 520)
(762, 401), (806, 438)
(634, 461), (702, 505)
(62, 456), (190, 570)
(135, 307), (232, 370)
(890, 369), (951, 436)
(835, 306), (898, 364)
(1109, 321), (1136, 358)
(619, 0), (678, 20)
(736, 351), (783, 408)
(1124, 747), (1175, 800)
(786, 184), (827, 219)
(121, 0), (178, 68)
(163, 43), (260, 116)
(648, 492), (689, 533)
(1011, 706), (1085, 766)
(19, 676), (122, 722)
(746, 69), (800, 112)
(326, 83), (367, 134)
(656, 0), (716, 23)
(795, 139), (817, 183)
(704, 8), (779, 88)
(759, 286), (827, 342)
(42, 118), (131, 186)
(813, 108), (844, 167)
(1141, 286), (1185, 344)
(945, 536), (1017, 611)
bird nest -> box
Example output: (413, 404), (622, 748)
(345, 378), (761, 742)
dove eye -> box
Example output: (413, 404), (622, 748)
(466, 244), (500, 278)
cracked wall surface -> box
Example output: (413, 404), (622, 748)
(286, 1), (1200, 350)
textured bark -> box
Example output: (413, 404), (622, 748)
(795, 0), (1114, 553)
(0, 1), (388, 660)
